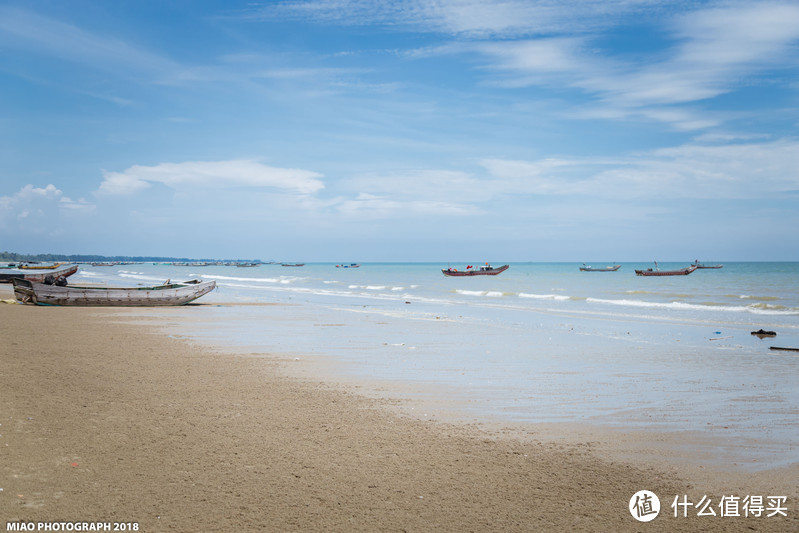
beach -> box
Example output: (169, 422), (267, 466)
(1, 283), (796, 532)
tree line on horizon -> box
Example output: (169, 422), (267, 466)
(1, 251), (262, 263)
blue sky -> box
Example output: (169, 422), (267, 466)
(1, 0), (798, 261)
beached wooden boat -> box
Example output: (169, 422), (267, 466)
(13, 278), (216, 306)
(442, 264), (509, 277)
(579, 264), (621, 272)
(635, 263), (697, 277)
(693, 260), (723, 269)
(0, 264), (78, 283)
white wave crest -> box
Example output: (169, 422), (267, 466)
(586, 297), (799, 316)
(519, 292), (570, 301)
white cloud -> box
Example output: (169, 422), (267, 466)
(96, 160), (325, 196)
(0, 184), (94, 235)
(334, 192), (477, 218)
(327, 138), (799, 220)
(480, 139), (799, 200)
(341, 169), (483, 201)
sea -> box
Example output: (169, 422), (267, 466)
(70, 261), (799, 468)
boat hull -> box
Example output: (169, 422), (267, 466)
(580, 265), (621, 272)
(635, 265), (697, 276)
(0, 264), (78, 283)
(17, 262), (66, 270)
(13, 279), (216, 306)
(442, 265), (509, 277)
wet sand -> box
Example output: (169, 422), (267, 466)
(1, 292), (796, 532)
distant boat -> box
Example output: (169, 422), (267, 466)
(281, 263), (305, 267)
(693, 260), (723, 269)
(0, 264), (79, 283)
(442, 264), (509, 277)
(580, 264), (621, 272)
(17, 262), (65, 270)
(236, 263), (259, 267)
(336, 264), (361, 268)
(13, 278), (216, 306)
(91, 262), (118, 267)
(635, 262), (697, 277)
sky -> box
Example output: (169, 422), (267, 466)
(1, 0), (798, 262)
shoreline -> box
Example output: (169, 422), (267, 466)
(1, 293), (796, 531)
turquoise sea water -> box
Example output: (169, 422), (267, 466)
(71, 262), (799, 467)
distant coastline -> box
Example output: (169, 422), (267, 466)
(0, 251), (264, 264)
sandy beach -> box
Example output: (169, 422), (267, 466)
(1, 289), (796, 532)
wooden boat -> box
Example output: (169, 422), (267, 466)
(0, 264), (78, 283)
(336, 263), (361, 268)
(442, 264), (509, 277)
(693, 260), (723, 269)
(281, 263), (305, 267)
(580, 264), (621, 272)
(13, 278), (216, 306)
(635, 263), (697, 276)
(18, 262), (65, 270)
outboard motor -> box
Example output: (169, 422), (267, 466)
(43, 274), (55, 285)
(54, 276), (68, 286)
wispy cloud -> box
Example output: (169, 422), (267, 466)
(95, 160), (325, 196)
(466, 2), (799, 128)
(243, 0), (660, 37)
(480, 139), (799, 200)
(0, 6), (176, 78)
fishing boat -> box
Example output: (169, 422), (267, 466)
(0, 264), (78, 283)
(281, 263), (305, 267)
(17, 262), (65, 270)
(635, 262), (697, 276)
(336, 263), (361, 268)
(693, 260), (723, 269)
(579, 264), (621, 272)
(12, 278), (216, 306)
(442, 264), (509, 277)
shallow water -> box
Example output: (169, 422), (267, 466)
(72, 262), (799, 468)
